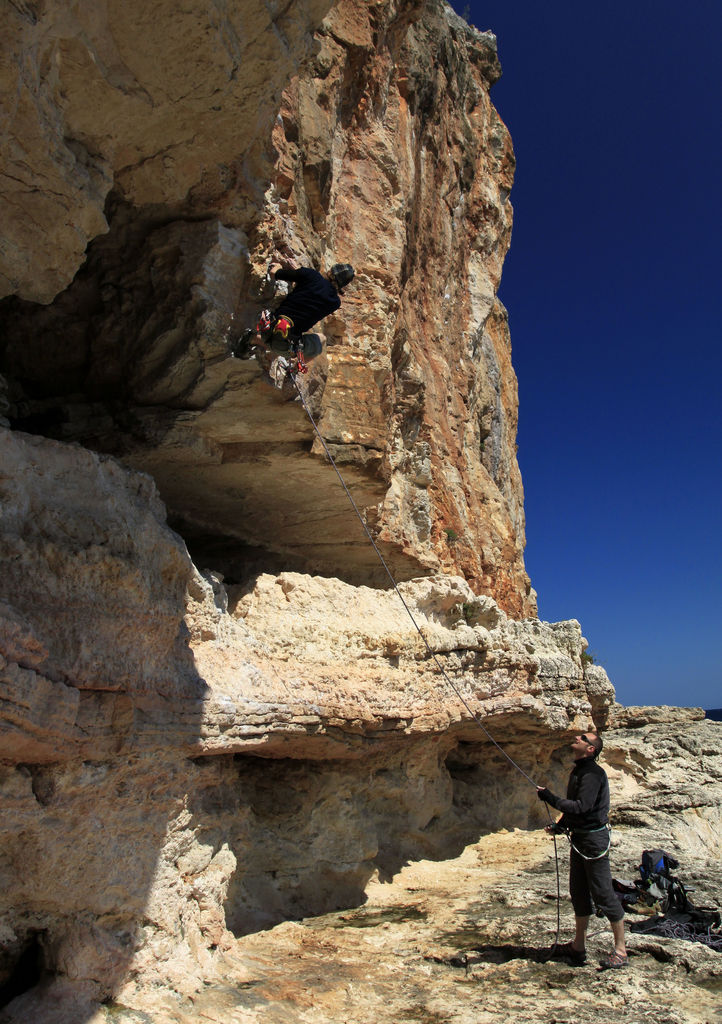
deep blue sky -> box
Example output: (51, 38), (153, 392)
(449, 1), (721, 709)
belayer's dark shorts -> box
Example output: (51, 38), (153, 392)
(569, 829), (624, 922)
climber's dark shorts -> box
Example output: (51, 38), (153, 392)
(267, 330), (323, 359)
(569, 829), (624, 922)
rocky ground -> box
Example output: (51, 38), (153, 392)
(2, 432), (720, 1022)
(2, 432), (720, 1023)
(76, 817), (722, 1024)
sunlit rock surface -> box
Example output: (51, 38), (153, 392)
(1, 0), (532, 614)
(2, 430), (721, 1023)
(0, 430), (601, 1009)
(1, 2), (720, 1022)
(0, 0), (333, 303)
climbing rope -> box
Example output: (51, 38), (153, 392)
(290, 371), (537, 782)
(288, 369), (564, 947)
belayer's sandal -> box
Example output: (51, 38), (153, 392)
(599, 950), (628, 969)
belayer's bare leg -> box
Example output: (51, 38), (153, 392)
(573, 914), (590, 952)
(611, 917), (626, 956)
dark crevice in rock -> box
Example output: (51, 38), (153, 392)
(19, 764), (58, 807)
(178, 529), (319, 588)
(0, 931), (46, 1010)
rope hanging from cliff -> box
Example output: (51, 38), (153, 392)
(290, 369), (563, 947)
(289, 371), (540, 788)
(290, 369), (562, 947)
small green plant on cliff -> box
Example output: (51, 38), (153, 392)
(462, 602), (476, 625)
(581, 650), (595, 667)
(443, 527), (458, 543)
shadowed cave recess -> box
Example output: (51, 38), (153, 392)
(190, 739), (539, 940)
(1, 203), (387, 590)
(0, 195), (431, 592)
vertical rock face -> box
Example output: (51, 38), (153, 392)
(267, 0), (530, 612)
(0, 0), (533, 617)
(0, 431), (197, 706)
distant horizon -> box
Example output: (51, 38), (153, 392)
(451, 0), (721, 710)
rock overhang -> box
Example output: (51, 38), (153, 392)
(0, 0), (535, 616)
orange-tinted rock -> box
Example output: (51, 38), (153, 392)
(1, 0), (535, 615)
(255, 0), (533, 614)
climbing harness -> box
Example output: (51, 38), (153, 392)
(569, 824), (612, 861)
(289, 337), (308, 374)
(233, 309), (308, 381)
(286, 366), (566, 950)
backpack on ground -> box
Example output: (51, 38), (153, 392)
(620, 848), (722, 950)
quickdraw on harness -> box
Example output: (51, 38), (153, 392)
(256, 310), (308, 375)
(287, 334), (308, 374)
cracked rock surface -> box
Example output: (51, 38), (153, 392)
(1, 430), (720, 1022)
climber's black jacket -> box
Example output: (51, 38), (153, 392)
(537, 755), (610, 832)
(274, 267), (341, 335)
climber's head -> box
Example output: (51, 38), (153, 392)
(329, 263), (355, 292)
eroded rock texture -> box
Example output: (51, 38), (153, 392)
(0, 0), (333, 303)
(1, 3), (719, 1023)
(0, 428), (614, 1018)
(0, 0), (532, 614)
(2, 430), (720, 1024)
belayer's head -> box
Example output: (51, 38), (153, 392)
(329, 263), (355, 293)
(572, 731), (603, 760)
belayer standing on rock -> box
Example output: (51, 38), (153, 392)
(231, 257), (354, 388)
(537, 731), (627, 969)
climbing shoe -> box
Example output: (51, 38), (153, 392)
(230, 328), (255, 359)
(551, 941), (586, 965)
(599, 950), (628, 970)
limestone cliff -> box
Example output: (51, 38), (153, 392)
(0, 425), (617, 1017)
(1, 3), (720, 1023)
(0, 0), (532, 614)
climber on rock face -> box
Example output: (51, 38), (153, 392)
(231, 257), (354, 383)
